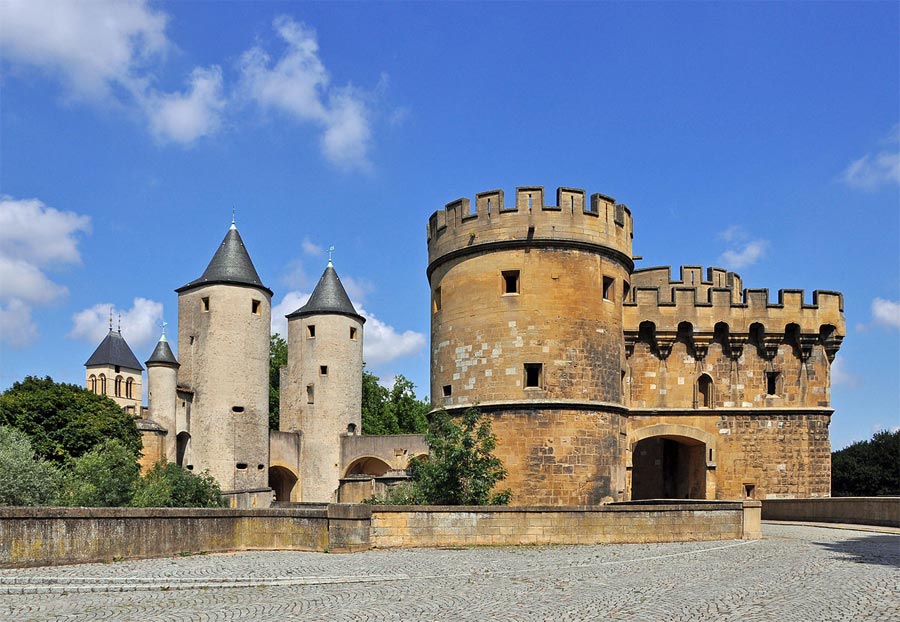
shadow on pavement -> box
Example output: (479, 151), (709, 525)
(813, 533), (900, 569)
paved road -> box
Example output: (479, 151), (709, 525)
(1, 524), (897, 621)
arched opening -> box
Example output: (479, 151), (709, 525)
(697, 374), (714, 408)
(114, 375), (123, 397)
(344, 456), (392, 477)
(632, 435), (708, 500)
(99, 374), (107, 394)
(125, 377), (134, 399)
(269, 466), (298, 503)
(176, 431), (191, 467)
(88, 375), (97, 393)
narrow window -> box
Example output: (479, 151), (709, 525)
(766, 371), (779, 396)
(99, 374), (107, 394)
(570, 195), (575, 213)
(202, 297), (210, 312)
(602, 276), (615, 301)
(232, 406), (245, 413)
(350, 326), (358, 340)
(89, 375), (97, 393)
(347, 423), (357, 435)
(307, 325), (316, 338)
(487, 198), (492, 213)
(502, 270), (520, 295)
(320, 365), (328, 376)
(251, 299), (261, 315)
(442, 385), (452, 397)
(114, 376), (123, 397)
(307, 384), (314, 404)
(623, 281), (631, 302)
(115, 365), (120, 373)
(189, 335), (195, 345)
(698, 374), (713, 408)
(126, 377), (134, 399)
(433, 286), (442, 313)
(524, 363), (542, 389)
(744, 483), (756, 499)
(528, 193), (533, 211)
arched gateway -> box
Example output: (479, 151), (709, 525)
(628, 425), (716, 500)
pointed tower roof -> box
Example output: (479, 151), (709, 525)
(85, 329), (144, 371)
(146, 333), (179, 367)
(287, 263), (365, 322)
(175, 223), (272, 295)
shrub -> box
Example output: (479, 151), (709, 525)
(0, 425), (60, 506)
(132, 461), (225, 508)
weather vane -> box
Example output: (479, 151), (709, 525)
(328, 245), (335, 266)
(159, 319), (168, 339)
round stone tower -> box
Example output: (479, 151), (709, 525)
(427, 186), (634, 505)
(145, 329), (179, 464)
(281, 260), (365, 502)
(174, 221), (272, 498)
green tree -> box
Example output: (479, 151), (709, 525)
(832, 429), (900, 496)
(0, 425), (61, 506)
(132, 461), (225, 508)
(269, 333), (288, 430)
(0, 376), (141, 464)
(387, 375), (430, 434)
(362, 368), (395, 434)
(362, 369), (430, 435)
(58, 439), (140, 507)
(371, 408), (511, 506)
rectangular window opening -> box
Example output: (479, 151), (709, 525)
(350, 326), (358, 340)
(442, 385), (452, 397)
(307, 325), (316, 338)
(251, 299), (261, 315)
(320, 365), (328, 376)
(524, 363), (543, 389)
(743, 483), (756, 499)
(307, 384), (315, 404)
(602, 276), (615, 301)
(502, 270), (520, 295)
(766, 371), (779, 396)
(201, 297), (210, 312)
(433, 286), (442, 313)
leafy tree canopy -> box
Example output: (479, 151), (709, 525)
(58, 439), (140, 507)
(832, 429), (900, 497)
(132, 461), (225, 508)
(0, 425), (60, 506)
(0, 376), (141, 464)
(362, 369), (429, 435)
(372, 408), (511, 506)
(269, 333), (288, 430)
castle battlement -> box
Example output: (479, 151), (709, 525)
(427, 186), (633, 271)
(624, 265), (845, 341)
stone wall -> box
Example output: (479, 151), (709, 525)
(762, 497), (900, 528)
(370, 500), (760, 548)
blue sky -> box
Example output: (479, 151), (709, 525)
(1, 1), (897, 450)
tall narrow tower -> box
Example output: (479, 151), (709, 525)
(145, 328), (179, 464)
(281, 259), (364, 502)
(174, 221), (272, 499)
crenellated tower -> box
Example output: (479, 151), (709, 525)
(427, 186), (634, 505)
(174, 221), (272, 504)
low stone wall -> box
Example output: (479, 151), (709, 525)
(370, 500), (760, 548)
(0, 504), (371, 568)
(762, 497), (900, 528)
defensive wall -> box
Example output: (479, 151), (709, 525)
(762, 497), (900, 528)
(0, 501), (759, 568)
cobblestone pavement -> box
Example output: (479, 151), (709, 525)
(1, 524), (897, 621)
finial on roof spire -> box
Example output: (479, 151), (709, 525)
(230, 207), (236, 230)
(109, 307), (113, 332)
(117, 313), (122, 333)
(327, 245), (335, 267)
(159, 320), (168, 342)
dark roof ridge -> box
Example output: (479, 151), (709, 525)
(176, 225), (272, 295)
(146, 335), (179, 367)
(286, 263), (364, 322)
(85, 329), (144, 371)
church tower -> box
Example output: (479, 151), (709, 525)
(281, 258), (364, 502)
(85, 318), (144, 416)
(174, 220), (272, 503)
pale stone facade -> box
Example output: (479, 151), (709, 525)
(428, 185), (845, 505)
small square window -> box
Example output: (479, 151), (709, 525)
(350, 326), (358, 340)
(442, 385), (452, 397)
(307, 325), (316, 338)
(202, 297), (210, 312)
(502, 270), (520, 295)
(433, 286), (442, 313)
(251, 299), (261, 315)
(602, 276), (614, 301)
(524, 363), (542, 389)
(743, 483), (756, 499)
(320, 365), (328, 376)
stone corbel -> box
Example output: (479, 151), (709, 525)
(761, 335), (781, 361)
(822, 334), (844, 363)
(693, 334), (713, 364)
(655, 332), (676, 361)
(798, 334), (819, 362)
(623, 330), (638, 359)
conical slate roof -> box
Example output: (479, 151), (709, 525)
(287, 263), (365, 322)
(176, 224), (272, 295)
(85, 330), (144, 371)
(146, 335), (179, 367)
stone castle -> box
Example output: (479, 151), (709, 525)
(85, 184), (845, 506)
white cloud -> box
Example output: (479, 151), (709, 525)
(271, 291), (311, 338)
(69, 297), (164, 348)
(238, 16), (373, 170)
(0, 196), (91, 347)
(0, 0), (167, 101)
(830, 357), (859, 388)
(0, 300), (39, 349)
(717, 225), (742, 243)
(341, 276), (374, 305)
(840, 126), (900, 191)
(871, 298), (900, 329)
(302, 238), (324, 256)
(719, 240), (767, 270)
(358, 306), (426, 366)
(145, 66), (226, 144)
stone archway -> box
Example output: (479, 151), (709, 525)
(629, 425), (716, 500)
(269, 465), (298, 502)
(344, 456), (392, 477)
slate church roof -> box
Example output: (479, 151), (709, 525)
(85, 329), (144, 371)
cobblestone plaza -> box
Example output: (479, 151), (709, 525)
(2, 524), (897, 621)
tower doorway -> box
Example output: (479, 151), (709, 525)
(269, 466), (298, 502)
(631, 436), (707, 500)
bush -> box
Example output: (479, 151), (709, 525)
(132, 461), (225, 508)
(58, 439), (140, 507)
(0, 425), (60, 505)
